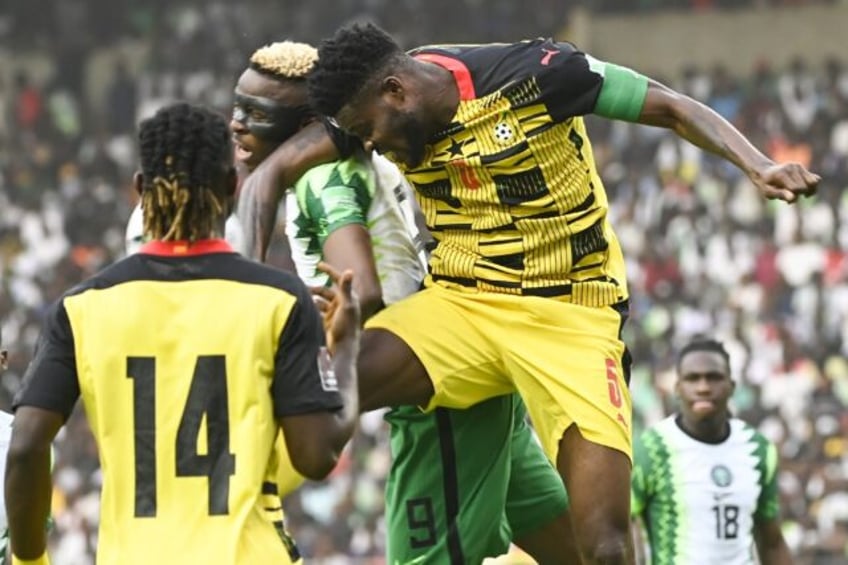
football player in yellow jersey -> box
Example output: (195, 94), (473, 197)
(5, 102), (361, 565)
(306, 22), (820, 565)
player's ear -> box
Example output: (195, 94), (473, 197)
(133, 171), (144, 197)
(382, 76), (404, 99)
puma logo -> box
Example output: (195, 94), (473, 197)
(540, 48), (559, 66)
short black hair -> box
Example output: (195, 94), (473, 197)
(138, 103), (232, 242)
(677, 337), (731, 374)
(308, 22), (403, 117)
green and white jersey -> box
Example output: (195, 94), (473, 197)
(631, 416), (779, 565)
(285, 153), (427, 305)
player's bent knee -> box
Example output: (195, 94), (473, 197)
(576, 523), (631, 564)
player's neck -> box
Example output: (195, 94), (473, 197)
(419, 61), (460, 133)
(676, 413), (730, 445)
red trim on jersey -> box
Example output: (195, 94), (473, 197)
(414, 53), (476, 100)
(140, 239), (234, 256)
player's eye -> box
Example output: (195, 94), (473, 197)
(250, 109), (270, 121)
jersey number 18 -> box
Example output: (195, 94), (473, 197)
(712, 504), (739, 540)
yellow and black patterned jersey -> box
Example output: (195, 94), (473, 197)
(15, 239), (338, 564)
(401, 39), (648, 306)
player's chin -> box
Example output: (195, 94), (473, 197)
(403, 147), (426, 168)
(235, 144), (255, 165)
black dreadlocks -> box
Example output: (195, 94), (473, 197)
(138, 103), (232, 242)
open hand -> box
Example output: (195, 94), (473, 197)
(751, 162), (820, 203)
(310, 262), (361, 354)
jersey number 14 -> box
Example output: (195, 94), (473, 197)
(127, 355), (236, 518)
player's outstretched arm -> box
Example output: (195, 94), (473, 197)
(240, 121), (340, 262)
(279, 263), (360, 480)
(5, 407), (61, 564)
(636, 80), (819, 203)
(754, 518), (793, 565)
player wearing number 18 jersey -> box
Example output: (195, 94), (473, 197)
(631, 339), (791, 565)
(5, 103), (360, 565)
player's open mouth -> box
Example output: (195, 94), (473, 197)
(692, 400), (715, 413)
(233, 138), (253, 162)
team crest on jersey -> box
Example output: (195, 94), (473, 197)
(493, 122), (514, 144)
(316, 347), (339, 391)
(710, 464), (733, 487)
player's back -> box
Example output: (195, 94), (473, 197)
(65, 242), (309, 564)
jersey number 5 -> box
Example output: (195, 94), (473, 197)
(127, 355), (236, 518)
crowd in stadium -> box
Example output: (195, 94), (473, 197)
(1, 1), (847, 563)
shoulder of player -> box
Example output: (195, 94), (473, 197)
(410, 38), (577, 63)
(634, 419), (671, 447)
(296, 157), (372, 192)
(411, 39), (583, 98)
(61, 253), (309, 303)
(222, 254), (313, 299)
(729, 418), (773, 447)
(58, 255), (148, 301)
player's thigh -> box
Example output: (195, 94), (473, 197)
(502, 298), (632, 465)
(385, 397), (518, 564)
(363, 286), (511, 412)
(357, 328), (434, 412)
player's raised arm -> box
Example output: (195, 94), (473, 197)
(535, 43), (819, 204)
(276, 263), (360, 480)
(634, 79), (819, 203)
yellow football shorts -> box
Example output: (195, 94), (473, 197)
(365, 283), (633, 463)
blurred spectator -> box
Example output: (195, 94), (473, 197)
(14, 71), (43, 132)
(106, 60), (138, 135)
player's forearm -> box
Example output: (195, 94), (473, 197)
(639, 83), (772, 178)
(239, 172), (282, 262)
(5, 442), (51, 559)
(329, 339), (360, 450)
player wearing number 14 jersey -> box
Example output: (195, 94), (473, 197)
(630, 339), (791, 565)
(6, 103), (361, 565)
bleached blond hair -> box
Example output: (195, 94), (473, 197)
(249, 41), (318, 79)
